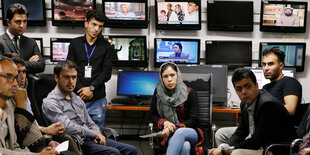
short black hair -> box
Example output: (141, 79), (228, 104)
(173, 43), (183, 51)
(232, 68), (257, 87)
(54, 60), (77, 77)
(262, 47), (285, 64)
(6, 3), (29, 21)
(86, 9), (107, 23)
(2, 52), (25, 67)
(160, 62), (178, 77)
(0, 55), (14, 65)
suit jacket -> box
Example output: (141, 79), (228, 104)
(0, 33), (45, 74)
(228, 89), (296, 149)
(169, 52), (189, 59)
(0, 99), (36, 155)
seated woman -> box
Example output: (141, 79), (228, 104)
(150, 62), (204, 155)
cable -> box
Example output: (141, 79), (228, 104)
(139, 140), (145, 155)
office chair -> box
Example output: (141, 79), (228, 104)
(149, 73), (214, 154)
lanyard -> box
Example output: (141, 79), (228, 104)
(84, 43), (96, 65)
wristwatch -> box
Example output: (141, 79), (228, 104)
(90, 85), (95, 91)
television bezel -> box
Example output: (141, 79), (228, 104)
(31, 38), (43, 54)
(154, 38), (201, 68)
(102, 0), (148, 29)
(207, 1), (253, 32)
(258, 42), (306, 72)
(117, 70), (159, 97)
(259, 1), (308, 33)
(155, 0), (201, 30)
(103, 35), (148, 67)
(50, 38), (72, 62)
(205, 40), (252, 70)
(51, 0), (96, 26)
(1, 0), (46, 26)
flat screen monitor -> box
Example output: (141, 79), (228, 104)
(32, 38), (43, 54)
(103, 35), (147, 67)
(259, 42), (306, 72)
(2, 0), (46, 26)
(103, 0), (148, 28)
(52, 0), (96, 26)
(205, 41), (252, 70)
(50, 38), (72, 62)
(260, 1), (308, 33)
(207, 1), (253, 31)
(117, 71), (159, 97)
(250, 67), (295, 89)
(154, 38), (200, 67)
(155, 0), (201, 30)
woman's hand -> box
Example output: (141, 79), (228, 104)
(163, 121), (176, 133)
(157, 127), (171, 138)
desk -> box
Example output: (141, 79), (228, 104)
(106, 104), (241, 125)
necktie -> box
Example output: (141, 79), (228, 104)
(13, 36), (20, 51)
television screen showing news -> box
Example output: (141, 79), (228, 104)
(104, 36), (146, 61)
(261, 3), (306, 27)
(157, 1), (199, 24)
(155, 39), (199, 64)
(52, 42), (70, 62)
(104, 2), (146, 21)
(53, 0), (95, 21)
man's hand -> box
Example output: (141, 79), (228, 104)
(29, 55), (40, 62)
(301, 148), (310, 155)
(208, 148), (222, 155)
(94, 132), (106, 146)
(40, 122), (65, 136)
(37, 147), (60, 155)
(14, 88), (27, 109)
(163, 121), (176, 133)
(0, 108), (3, 120)
(48, 141), (59, 150)
(77, 87), (93, 101)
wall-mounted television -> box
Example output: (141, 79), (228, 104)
(207, 1), (253, 31)
(103, 35), (147, 67)
(2, 0), (46, 26)
(155, 0), (201, 30)
(154, 38), (200, 67)
(260, 1), (308, 33)
(52, 0), (96, 26)
(103, 0), (148, 28)
(50, 38), (72, 62)
(205, 41), (252, 70)
(259, 42), (306, 72)
(32, 38), (43, 54)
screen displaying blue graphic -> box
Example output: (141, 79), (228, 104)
(117, 71), (159, 96)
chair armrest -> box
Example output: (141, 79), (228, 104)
(149, 123), (154, 148)
(101, 127), (119, 141)
(264, 143), (291, 155)
(290, 138), (303, 153)
(211, 124), (217, 148)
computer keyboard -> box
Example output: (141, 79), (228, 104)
(111, 98), (151, 106)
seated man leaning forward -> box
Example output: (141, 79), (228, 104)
(42, 60), (138, 155)
(209, 68), (295, 155)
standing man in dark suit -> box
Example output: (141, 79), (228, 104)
(67, 10), (112, 129)
(209, 68), (295, 155)
(0, 3), (45, 74)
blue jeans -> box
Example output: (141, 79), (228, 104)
(86, 98), (106, 128)
(83, 138), (138, 155)
(166, 128), (198, 155)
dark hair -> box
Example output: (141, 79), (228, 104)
(54, 60), (77, 77)
(6, 3), (29, 21)
(2, 52), (25, 67)
(160, 62), (178, 77)
(160, 10), (166, 14)
(0, 55), (13, 64)
(231, 68), (257, 87)
(262, 47), (285, 64)
(86, 9), (107, 23)
(173, 43), (183, 51)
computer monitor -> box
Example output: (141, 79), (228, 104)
(103, 0), (148, 28)
(103, 35), (148, 67)
(260, 1), (308, 33)
(117, 71), (159, 97)
(154, 38), (200, 67)
(250, 67), (295, 89)
(155, 0), (201, 30)
(50, 38), (72, 62)
(259, 42), (306, 72)
(52, 0), (96, 26)
(207, 1), (253, 31)
(205, 41), (252, 70)
(2, 0), (46, 26)
(32, 38), (43, 54)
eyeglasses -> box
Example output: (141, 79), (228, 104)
(0, 73), (19, 83)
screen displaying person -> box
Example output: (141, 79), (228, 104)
(168, 4), (184, 24)
(183, 2), (199, 24)
(276, 6), (300, 26)
(158, 10), (168, 23)
(116, 4), (136, 20)
(166, 3), (173, 21)
(169, 43), (189, 62)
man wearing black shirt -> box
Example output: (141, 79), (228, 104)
(262, 47), (302, 127)
(67, 10), (112, 128)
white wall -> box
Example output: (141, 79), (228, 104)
(1, 0), (309, 104)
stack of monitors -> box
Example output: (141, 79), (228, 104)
(52, 0), (96, 26)
(50, 38), (72, 62)
(103, 35), (148, 67)
(259, 42), (306, 72)
(2, 0), (46, 26)
(154, 38), (200, 67)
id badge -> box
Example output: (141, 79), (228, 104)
(84, 66), (92, 78)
